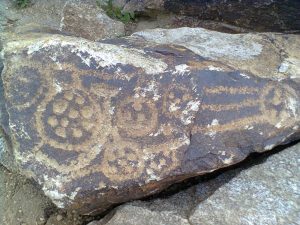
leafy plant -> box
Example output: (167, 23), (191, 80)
(15, 0), (31, 8)
(98, 0), (135, 23)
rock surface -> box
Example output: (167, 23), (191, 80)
(1, 28), (300, 215)
(189, 144), (300, 225)
(61, 0), (125, 41)
(90, 143), (300, 225)
(0, 0), (124, 41)
(114, 0), (300, 32)
(134, 27), (300, 81)
(0, 164), (54, 225)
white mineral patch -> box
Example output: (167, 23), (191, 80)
(223, 154), (234, 165)
(208, 65), (223, 71)
(208, 119), (219, 127)
(187, 100), (201, 112)
(169, 102), (180, 112)
(54, 81), (63, 93)
(109, 106), (115, 115)
(180, 134), (191, 146)
(275, 120), (283, 129)
(15, 35), (168, 75)
(278, 62), (289, 73)
(69, 187), (81, 200)
(134, 27), (263, 60)
(173, 64), (190, 75)
(135, 80), (160, 100)
(181, 100), (201, 125)
(207, 131), (217, 139)
(244, 125), (254, 130)
(43, 190), (66, 208)
(145, 168), (160, 183)
(240, 73), (251, 79)
(286, 97), (298, 117)
(264, 144), (275, 150)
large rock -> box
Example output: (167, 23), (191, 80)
(0, 0), (124, 41)
(1, 28), (300, 215)
(114, 0), (300, 32)
(90, 143), (300, 225)
(60, 0), (125, 41)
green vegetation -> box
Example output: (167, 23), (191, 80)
(15, 0), (31, 8)
(97, 0), (135, 23)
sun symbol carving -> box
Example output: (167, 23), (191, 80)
(36, 89), (106, 151)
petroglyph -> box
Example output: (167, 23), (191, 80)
(1, 34), (299, 214)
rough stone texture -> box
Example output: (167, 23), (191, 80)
(1, 28), (300, 215)
(189, 144), (300, 225)
(134, 27), (300, 81)
(90, 143), (300, 225)
(113, 0), (300, 32)
(0, 0), (124, 41)
(0, 164), (54, 225)
(61, 0), (125, 41)
(0, 0), (67, 33)
(89, 203), (190, 225)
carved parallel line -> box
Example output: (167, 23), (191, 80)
(204, 86), (260, 95)
(192, 114), (269, 133)
(201, 99), (260, 111)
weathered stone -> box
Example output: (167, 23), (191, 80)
(91, 143), (300, 225)
(189, 143), (300, 225)
(0, 165), (54, 225)
(88, 203), (190, 225)
(114, 0), (300, 32)
(1, 28), (300, 215)
(60, 0), (125, 41)
(133, 27), (300, 81)
(0, 0), (124, 41)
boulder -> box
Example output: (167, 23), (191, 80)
(0, 0), (124, 41)
(189, 143), (300, 225)
(1, 28), (299, 215)
(113, 0), (300, 32)
(90, 143), (300, 225)
(60, 0), (125, 41)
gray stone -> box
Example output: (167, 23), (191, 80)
(88, 203), (190, 225)
(190, 144), (300, 225)
(60, 0), (125, 41)
(133, 27), (300, 81)
(0, 0), (124, 41)
(113, 0), (300, 32)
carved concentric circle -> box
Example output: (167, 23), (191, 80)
(101, 141), (144, 182)
(115, 97), (159, 138)
(36, 89), (107, 152)
(6, 67), (45, 110)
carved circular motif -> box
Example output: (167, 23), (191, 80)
(101, 141), (144, 182)
(37, 89), (106, 151)
(115, 97), (158, 138)
(6, 67), (45, 110)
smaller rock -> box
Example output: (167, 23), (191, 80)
(61, 0), (125, 41)
(0, 165), (54, 225)
(89, 203), (190, 225)
(56, 214), (63, 221)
